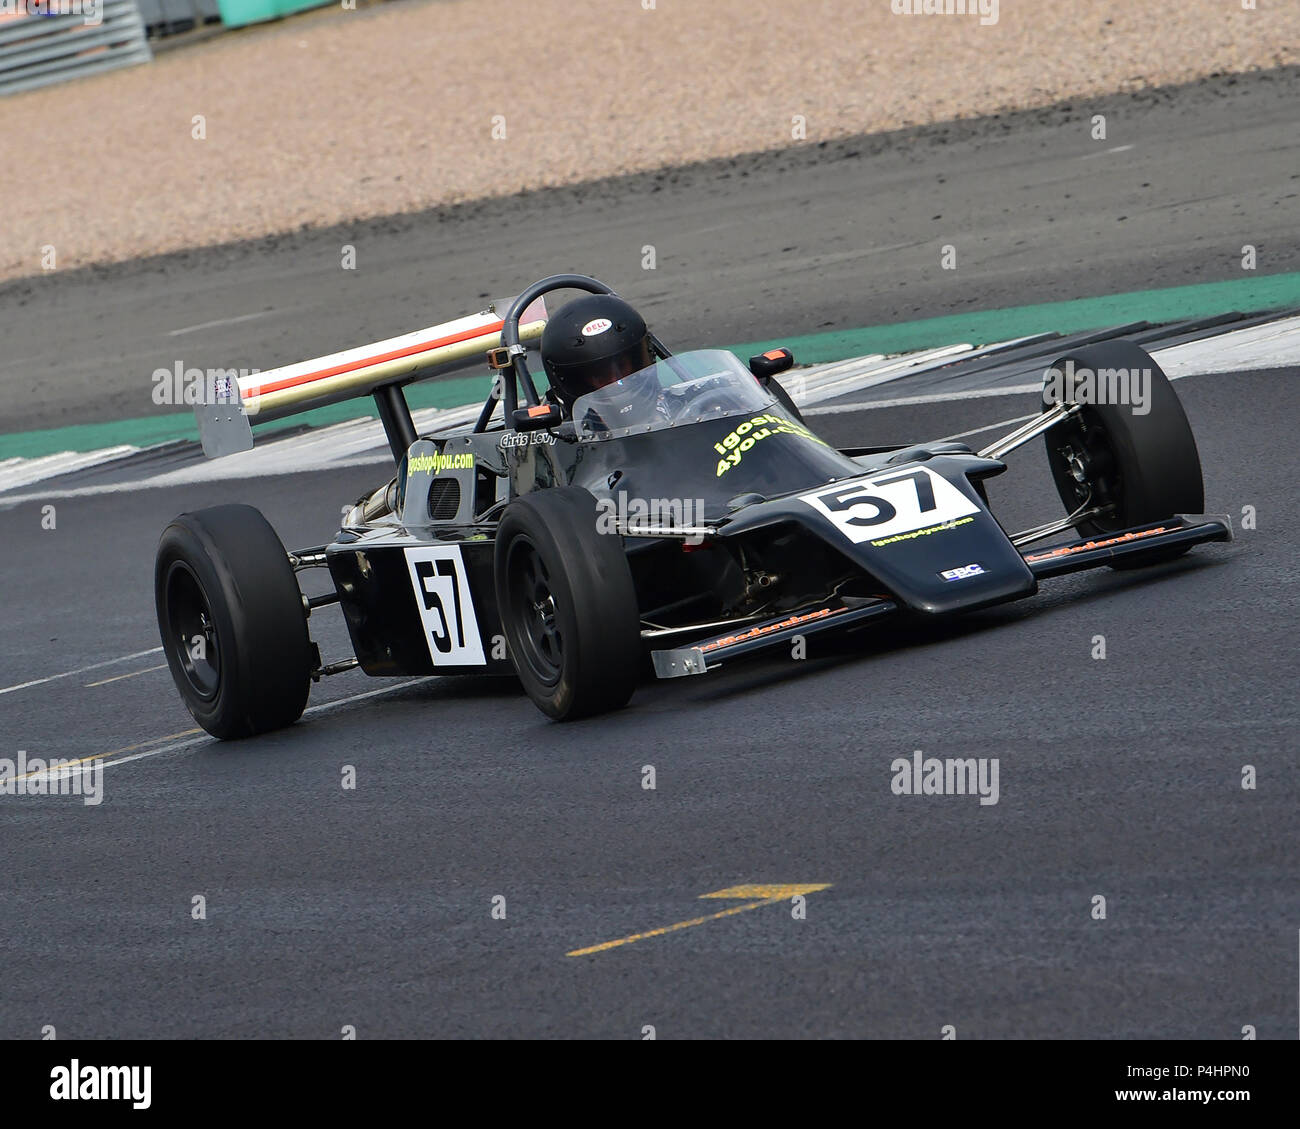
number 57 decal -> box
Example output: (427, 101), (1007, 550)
(405, 546), (487, 666)
(800, 465), (979, 544)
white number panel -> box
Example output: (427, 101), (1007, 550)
(404, 545), (487, 666)
(799, 466), (980, 545)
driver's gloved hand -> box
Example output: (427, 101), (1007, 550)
(543, 388), (568, 419)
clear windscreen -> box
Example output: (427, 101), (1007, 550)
(571, 349), (776, 440)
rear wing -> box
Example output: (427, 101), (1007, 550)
(195, 296), (548, 460)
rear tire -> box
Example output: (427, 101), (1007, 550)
(1042, 340), (1203, 569)
(494, 488), (641, 720)
(155, 505), (313, 738)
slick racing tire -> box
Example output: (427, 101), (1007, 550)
(495, 487), (641, 721)
(155, 504), (313, 739)
(1041, 340), (1204, 570)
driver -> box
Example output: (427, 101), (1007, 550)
(539, 294), (667, 429)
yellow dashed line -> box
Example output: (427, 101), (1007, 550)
(567, 883), (831, 957)
(10, 728), (202, 782)
(85, 664), (168, 687)
(699, 883), (831, 900)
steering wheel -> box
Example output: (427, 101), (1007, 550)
(668, 374), (750, 423)
(501, 274), (617, 407)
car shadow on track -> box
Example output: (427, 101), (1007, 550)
(667, 551), (1232, 706)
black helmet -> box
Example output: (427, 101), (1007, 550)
(540, 294), (653, 404)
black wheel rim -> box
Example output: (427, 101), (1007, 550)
(164, 560), (221, 700)
(1050, 410), (1123, 532)
(505, 537), (563, 688)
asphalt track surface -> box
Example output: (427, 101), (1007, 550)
(1, 70), (1299, 1040)
(2, 368), (1296, 1039)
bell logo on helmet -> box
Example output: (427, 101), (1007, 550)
(581, 317), (613, 337)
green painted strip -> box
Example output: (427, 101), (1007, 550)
(4, 270), (1298, 462)
(0, 412), (193, 462)
(0, 373), (493, 461)
(728, 270), (1300, 364)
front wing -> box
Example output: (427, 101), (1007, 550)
(650, 517), (1232, 678)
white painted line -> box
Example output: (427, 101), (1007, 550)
(0, 445), (138, 493)
(1080, 144), (1135, 159)
(804, 382), (1045, 414)
(798, 345), (975, 404)
(89, 735), (211, 773)
(18, 677), (435, 786)
(168, 310), (280, 337)
(1157, 313), (1300, 376)
(0, 353), (48, 371)
(804, 344), (1232, 415)
(0, 646), (165, 697)
(0, 454), (394, 506)
(792, 336), (1053, 408)
(794, 353), (889, 393)
(91, 678), (433, 773)
(932, 412), (1038, 444)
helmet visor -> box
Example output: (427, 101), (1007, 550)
(548, 338), (652, 401)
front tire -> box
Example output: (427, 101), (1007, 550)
(1042, 340), (1204, 568)
(155, 504), (313, 739)
(494, 488), (641, 720)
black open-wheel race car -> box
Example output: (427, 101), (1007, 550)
(154, 274), (1231, 736)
